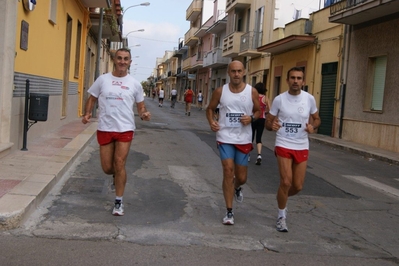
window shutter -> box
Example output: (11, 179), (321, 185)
(371, 56), (387, 111)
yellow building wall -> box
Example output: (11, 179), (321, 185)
(247, 56), (270, 86)
(15, 0), (88, 81)
(10, 0), (89, 152)
(270, 45), (317, 97)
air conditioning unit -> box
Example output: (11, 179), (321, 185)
(304, 20), (313, 35)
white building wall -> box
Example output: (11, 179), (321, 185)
(274, 0), (323, 29)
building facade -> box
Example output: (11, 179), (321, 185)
(328, 0), (399, 152)
(0, 0), (123, 158)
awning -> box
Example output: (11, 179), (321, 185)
(257, 35), (316, 55)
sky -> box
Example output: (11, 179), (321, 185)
(120, 0), (324, 82)
(121, 0), (193, 82)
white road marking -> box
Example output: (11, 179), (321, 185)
(343, 175), (399, 199)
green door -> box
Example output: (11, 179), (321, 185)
(318, 62), (338, 136)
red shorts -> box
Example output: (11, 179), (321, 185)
(275, 146), (308, 164)
(97, 130), (134, 146)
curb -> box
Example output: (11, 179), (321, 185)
(309, 137), (399, 166)
(0, 123), (97, 230)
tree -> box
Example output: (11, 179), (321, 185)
(141, 81), (150, 97)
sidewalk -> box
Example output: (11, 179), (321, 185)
(0, 104), (397, 229)
(0, 119), (97, 229)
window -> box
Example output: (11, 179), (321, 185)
(366, 56), (387, 111)
(74, 21), (82, 78)
(49, 0), (58, 24)
(254, 6), (264, 48)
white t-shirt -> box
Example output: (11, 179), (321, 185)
(216, 83), (253, 144)
(88, 73), (144, 132)
(159, 90), (165, 98)
(269, 90), (318, 150)
(171, 89), (177, 96)
(198, 93), (203, 101)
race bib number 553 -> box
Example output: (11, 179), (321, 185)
(282, 122), (301, 137)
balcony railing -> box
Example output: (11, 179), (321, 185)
(222, 32), (242, 57)
(330, 0), (368, 15)
(226, 0), (251, 13)
(186, 0), (202, 21)
(203, 48), (230, 68)
(240, 31), (262, 52)
(182, 57), (192, 71)
(184, 27), (200, 46)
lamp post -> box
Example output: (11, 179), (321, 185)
(125, 28), (144, 38)
(120, 2), (149, 42)
(123, 2), (150, 16)
(124, 30), (144, 48)
(128, 44), (141, 48)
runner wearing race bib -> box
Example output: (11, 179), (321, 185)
(266, 66), (321, 233)
(206, 60), (260, 226)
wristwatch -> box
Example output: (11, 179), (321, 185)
(250, 115), (254, 123)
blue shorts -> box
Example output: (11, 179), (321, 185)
(218, 143), (249, 166)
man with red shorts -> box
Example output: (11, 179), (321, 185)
(206, 60), (260, 225)
(184, 87), (193, 116)
(82, 48), (151, 216)
(266, 66), (320, 232)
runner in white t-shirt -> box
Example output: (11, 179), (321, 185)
(170, 88), (177, 108)
(158, 88), (165, 107)
(82, 48), (151, 216)
(266, 67), (321, 232)
(197, 90), (203, 110)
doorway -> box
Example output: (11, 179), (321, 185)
(319, 62), (338, 136)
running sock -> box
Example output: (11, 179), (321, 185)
(227, 208), (233, 213)
(115, 196), (123, 203)
(278, 208), (286, 219)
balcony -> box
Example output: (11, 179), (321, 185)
(184, 27), (200, 47)
(176, 67), (187, 77)
(329, 0), (399, 25)
(226, 0), (251, 14)
(238, 31), (263, 58)
(203, 48), (231, 68)
(182, 57), (192, 71)
(182, 54), (203, 71)
(222, 32), (243, 57)
(81, 0), (111, 8)
(186, 0), (202, 22)
(174, 41), (188, 57)
(88, 5), (122, 42)
(206, 12), (227, 35)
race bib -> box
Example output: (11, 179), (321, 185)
(225, 113), (244, 127)
(282, 122), (301, 138)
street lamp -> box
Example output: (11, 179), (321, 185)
(125, 29), (144, 38)
(123, 2), (150, 16)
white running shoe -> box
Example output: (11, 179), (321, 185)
(112, 201), (124, 216)
(276, 217), (288, 232)
(256, 155), (262, 165)
(235, 187), (243, 203)
(222, 211), (234, 225)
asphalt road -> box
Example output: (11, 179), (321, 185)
(2, 97), (398, 266)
